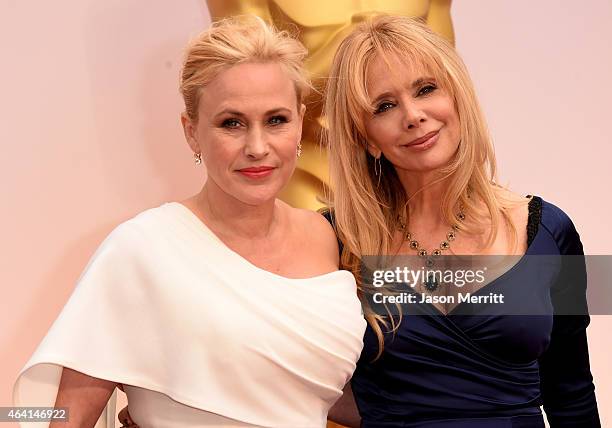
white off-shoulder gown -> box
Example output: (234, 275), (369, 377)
(13, 203), (366, 428)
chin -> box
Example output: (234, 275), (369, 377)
(399, 159), (448, 173)
(232, 186), (283, 206)
(409, 151), (456, 172)
(222, 171), (290, 205)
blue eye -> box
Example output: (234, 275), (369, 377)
(417, 84), (437, 96)
(374, 102), (395, 114)
(222, 118), (241, 128)
(268, 115), (288, 126)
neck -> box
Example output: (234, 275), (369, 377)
(195, 179), (279, 240)
(396, 169), (450, 228)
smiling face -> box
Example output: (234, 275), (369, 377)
(363, 53), (460, 174)
(182, 62), (305, 206)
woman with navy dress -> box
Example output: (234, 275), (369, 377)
(323, 15), (600, 428)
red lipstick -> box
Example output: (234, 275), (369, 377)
(237, 166), (275, 179)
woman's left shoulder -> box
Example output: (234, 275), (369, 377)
(532, 195), (583, 254)
(495, 188), (530, 229)
(284, 204), (340, 259)
(535, 196), (577, 233)
(537, 197), (575, 227)
(496, 188), (578, 234)
(293, 207), (337, 240)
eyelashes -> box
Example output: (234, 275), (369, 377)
(221, 118), (241, 128)
(267, 115), (288, 126)
(373, 83), (438, 115)
(220, 115), (289, 129)
(417, 83), (437, 96)
(374, 101), (396, 114)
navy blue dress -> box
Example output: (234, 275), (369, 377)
(323, 196), (600, 427)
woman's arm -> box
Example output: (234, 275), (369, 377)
(539, 314), (599, 427)
(328, 383), (361, 428)
(49, 367), (117, 428)
(539, 205), (600, 427)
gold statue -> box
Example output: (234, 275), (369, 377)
(206, 0), (454, 210)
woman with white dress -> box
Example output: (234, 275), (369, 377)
(13, 16), (366, 428)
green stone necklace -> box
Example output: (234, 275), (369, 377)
(398, 209), (466, 292)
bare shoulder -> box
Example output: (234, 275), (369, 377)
(494, 188), (531, 251)
(288, 206), (338, 245)
(495, 186), (529, 203)
(280, 202), (340, 264)
(495, 187), (530, 223)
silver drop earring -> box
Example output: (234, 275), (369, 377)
(194, 152), (202, 165)
(374, 155), (383, 188)
(374, 156), (381, 177)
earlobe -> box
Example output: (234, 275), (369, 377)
(296, 104), (306, 145)
(367, 143), (382, 159)
(181, 112), (194, 142)
(181, 112), (201, 155)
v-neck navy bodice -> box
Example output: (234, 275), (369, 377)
(323, 197), (600, 427)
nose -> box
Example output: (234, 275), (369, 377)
(244, 126), (270, 159)
(402, 102), (426, 130)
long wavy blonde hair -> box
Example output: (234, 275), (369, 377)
(324, 15), (520, 358)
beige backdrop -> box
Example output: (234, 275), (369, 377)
(1, 0), (610, 426)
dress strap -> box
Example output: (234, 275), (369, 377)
(526, 195), (543, 247)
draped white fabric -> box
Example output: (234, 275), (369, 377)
(13, 203), (366, 428)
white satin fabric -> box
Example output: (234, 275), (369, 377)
(13, 202), (366, 427)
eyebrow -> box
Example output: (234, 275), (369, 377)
(213, 107), (292, 119)
(371, 77), (436, 104)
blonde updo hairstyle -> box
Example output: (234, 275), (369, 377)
(324, 15), (521, 358)
(180, 15), (311, 124)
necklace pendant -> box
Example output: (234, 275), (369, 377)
(423, 273), (439, 293)
(401, 209), (464, 279)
